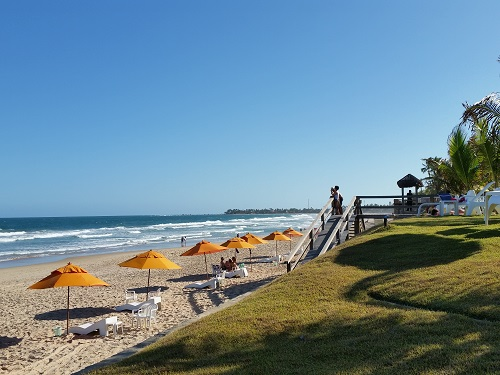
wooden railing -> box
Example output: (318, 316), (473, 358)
(286, 194), (416, 272)
(286, 196), (357, 272)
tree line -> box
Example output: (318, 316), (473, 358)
(225, 208), (320, 214)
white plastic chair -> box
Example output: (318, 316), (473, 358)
(462, 182), (495, 216)
(131, 302), (157, 329)
(149, 288), (162, 298)
(125, 289), (137, 304)
(116, 298), (156, 312)
(105, 316), (124, 335)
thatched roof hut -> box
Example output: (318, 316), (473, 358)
(397, 174), (423, 210)
(397, 174), (423, 189)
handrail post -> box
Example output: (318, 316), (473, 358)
(321, 213), (325, 230)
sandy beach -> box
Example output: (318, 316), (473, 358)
(0, 239), (297, 375)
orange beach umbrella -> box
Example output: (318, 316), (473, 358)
(181, 240), (228, 279)
(241, 233), (268, 245)
(119, 250), (181, 298)
(220, 237), (255, 253)
(29, 262), (109, 335)
(220, 237), (255, 268)
(283, 227), (304, 251)
(241, 233), (268, 270)
(283, 227), (303, 237)
(263, 231), (291, 257)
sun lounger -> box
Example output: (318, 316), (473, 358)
(69, 316), (123, 337)
(116, 298), (158, 312)
(262, 255), (282, 263)
(484, 189), (500, 225)
(224, 267), (248, 278)
(184, 278), (218, 289)
(462, 182), (495, 216)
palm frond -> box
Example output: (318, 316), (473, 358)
(462, 93), (500, 132)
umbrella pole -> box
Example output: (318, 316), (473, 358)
(250, 249), (252, 271)
(66, 286), (70, 335)
(275, 241), (278, 258)
(146, 269), (151, 300)
(204, 253), (209, 280)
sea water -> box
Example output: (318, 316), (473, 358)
(0, 214), (315, 268)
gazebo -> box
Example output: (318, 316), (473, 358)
(397, 174), (423, 212)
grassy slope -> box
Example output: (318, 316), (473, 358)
(92, 216), (500, 375)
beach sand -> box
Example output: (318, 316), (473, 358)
(0, 239), (298, 375)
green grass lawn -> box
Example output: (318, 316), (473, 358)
(91, 216), (500, 375)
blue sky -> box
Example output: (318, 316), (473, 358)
(1, 1), (499, 217)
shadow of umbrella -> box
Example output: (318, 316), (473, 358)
(28, 262), (109, 335)
(181, 240), (228, 279)
(0, 336), (23, 349)
(263, 231), (291, 258)
(119, 250), (181, 300)
(34, 307), (116, 321)
(241, 233), (268, 271)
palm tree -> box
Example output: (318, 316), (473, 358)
(471, 118), (500, 187)
(440, 126), (479, 193)
(462, 92), (500, 134)
(421, 157), (447, 194)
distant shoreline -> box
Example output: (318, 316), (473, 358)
(224, 209), (320, 214)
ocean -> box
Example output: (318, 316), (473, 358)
(0, 213), (316, 268)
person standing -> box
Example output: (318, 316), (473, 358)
(406, 190), (413, 211)
(330, 186), (336, 212)
(335, 185), (343, 215)
(331, 186), (343, 215)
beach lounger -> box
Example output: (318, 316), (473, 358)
(484, 189), (500, 225)
(69, 316), (123, 337)
(184, 278), (218, 289)
(224, 267), (248, 278)
(262, 255), (282, 263)
(462, 182), (495, 216)
(116, 298), (158, 312)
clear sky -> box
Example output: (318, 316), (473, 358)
(1, 1), (499, 217)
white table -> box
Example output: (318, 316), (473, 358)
(484, 190), (500, 225)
